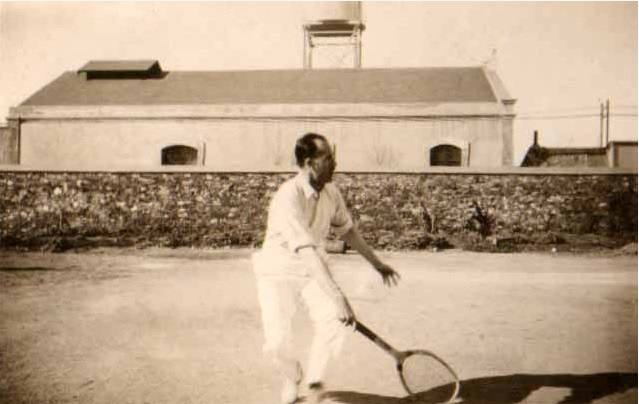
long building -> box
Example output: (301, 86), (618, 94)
(4, 60), (516, 170)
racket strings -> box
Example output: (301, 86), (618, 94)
(401, 352), (459, 403)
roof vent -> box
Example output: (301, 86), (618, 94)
(78, 60), (164, 80)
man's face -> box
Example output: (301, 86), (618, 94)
(308, 139), (336, 187)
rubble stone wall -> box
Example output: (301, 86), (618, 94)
(0, 170), (636, 250)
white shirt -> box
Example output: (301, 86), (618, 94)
(256, 171), (353, 277)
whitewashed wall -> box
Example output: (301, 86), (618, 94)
(20, 117), (507, 170)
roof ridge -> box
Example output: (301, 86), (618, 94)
(76, 66), (486, 74)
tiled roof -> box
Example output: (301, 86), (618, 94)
(21, 66), (500, 106)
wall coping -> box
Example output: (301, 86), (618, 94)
(0, 165), (636, 176)
(9, 103), (512, 120)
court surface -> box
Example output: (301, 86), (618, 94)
(0, 248), (636, 404)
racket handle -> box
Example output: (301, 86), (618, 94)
(354, 321), (395, 354)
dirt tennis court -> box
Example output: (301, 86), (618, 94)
(0, 248), (636, 404)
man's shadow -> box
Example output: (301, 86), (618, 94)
(324, 372), (637, 404)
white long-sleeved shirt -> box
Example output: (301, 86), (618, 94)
(256, 171), (353, 277)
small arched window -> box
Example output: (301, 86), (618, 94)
(430, 144), (462, 166)
(161, 145), (198, 165)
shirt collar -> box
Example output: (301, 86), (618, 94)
(296, 171), (319, 200)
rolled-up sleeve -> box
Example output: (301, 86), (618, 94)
(269, 187), (316, 254)
(330, 188), (353, 238)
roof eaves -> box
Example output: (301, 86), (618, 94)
(607, 140), (638, 146)
(482, 67), (517, 103)
(9, 102), (503, 120)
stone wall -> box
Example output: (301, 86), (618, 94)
(0, 169), (636, 250)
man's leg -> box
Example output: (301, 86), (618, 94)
(254, 273), (303, 403)
(301, 279), (347, 399)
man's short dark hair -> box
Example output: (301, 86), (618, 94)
(295, 133), (327, 167)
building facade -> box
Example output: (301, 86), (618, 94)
(521, 131), (637, 170)
(7, 61), (516, 170)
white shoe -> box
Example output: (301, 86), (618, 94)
(281, 377), (299, 404)
(280, 362), (303, 404)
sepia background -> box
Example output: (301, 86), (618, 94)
(0, 3), (636, 404)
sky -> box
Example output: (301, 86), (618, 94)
(0, 1), (636, 164)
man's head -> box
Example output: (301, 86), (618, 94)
(295, 133), (336, 191)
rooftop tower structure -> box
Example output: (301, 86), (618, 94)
(302, 2), (364, 69)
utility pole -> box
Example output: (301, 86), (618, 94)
(605, 98), (611, 146)
(600, 101), (605, 147)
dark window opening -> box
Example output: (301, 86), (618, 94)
(430, 145), (462, 166)
(162, 145), (198, 165)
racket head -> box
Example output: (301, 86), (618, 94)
(397, 349), (460, 403)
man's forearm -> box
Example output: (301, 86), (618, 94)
(298, 246), (345, 303)
(340, 227), (383, 269)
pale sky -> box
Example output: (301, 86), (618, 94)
(0, 1), (636, 163)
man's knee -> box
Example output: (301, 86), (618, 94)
(263, 334), (291, 360)
(263, 344), (301, 377)
(313, 320), (346, 352)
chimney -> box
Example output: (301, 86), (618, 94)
(533, 130), (539, 147)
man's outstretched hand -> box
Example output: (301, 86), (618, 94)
(375, 263), (401, 287)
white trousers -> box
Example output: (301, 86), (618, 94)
(252, 251), (346, 384)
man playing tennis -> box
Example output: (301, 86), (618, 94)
(252, 133), (400, 404)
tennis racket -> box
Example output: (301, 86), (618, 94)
(354, 320), (460, 403)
